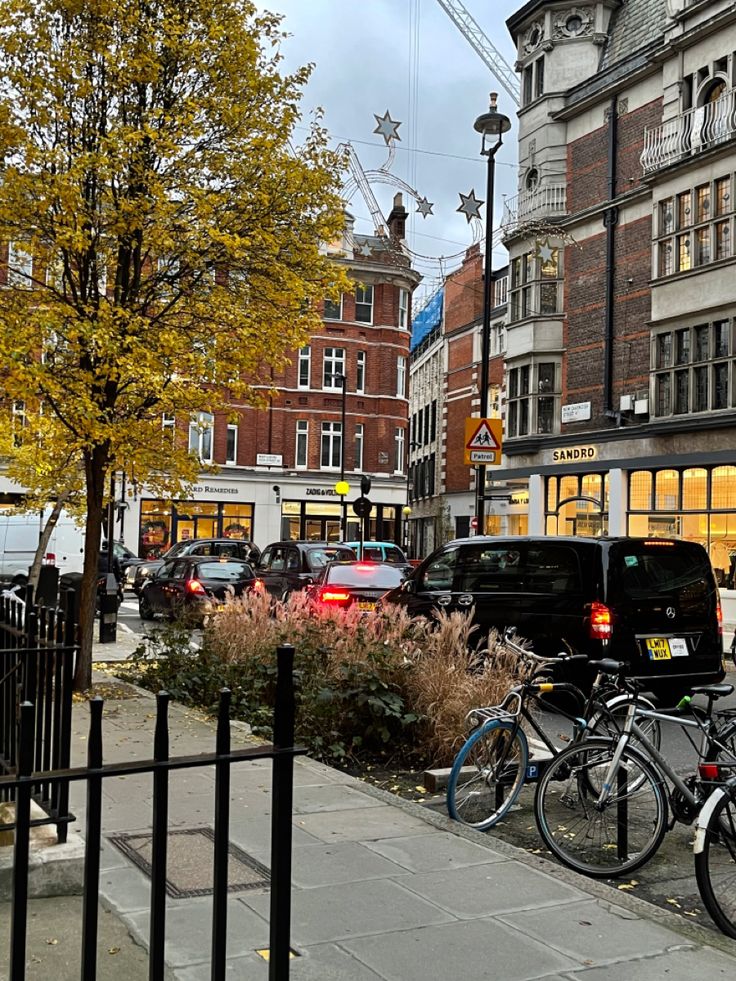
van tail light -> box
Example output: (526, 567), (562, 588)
(699, 763), (721, 781)
(319, 588), (351, 606)
(186, 579), (206, 595)
(589, 601), (613, 641)
(717, 598), (723, 637)
(44, 553), (56, 566)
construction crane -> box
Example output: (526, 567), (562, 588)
(435, 0), (520, 106)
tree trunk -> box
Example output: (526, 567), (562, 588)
(74, 447), (108, 691)
(28, 490), (73, 591)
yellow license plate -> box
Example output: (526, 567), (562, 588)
(645, 638), (671, 660)
(358, 601), (375, 611)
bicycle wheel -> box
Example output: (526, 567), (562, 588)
(695, 785), (736, 939)
(447, 721), (528, 830)
(534, 737), (668, 878)
(589, 693), (662, 752)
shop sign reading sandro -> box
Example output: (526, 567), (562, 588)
(552, 445), (598, 463)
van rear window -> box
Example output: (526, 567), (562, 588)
(611, 543), (713, 600)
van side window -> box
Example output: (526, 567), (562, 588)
(420, 547), (460, 591)
(525, 546), (581, 593)
(455, 546), (522, 592)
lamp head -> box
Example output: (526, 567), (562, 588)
(474, 92), (511, 147)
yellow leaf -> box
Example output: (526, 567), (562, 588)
(46, 938), (58, 946)
(414, 786), (427, 793)
(108, 947), (120, 955)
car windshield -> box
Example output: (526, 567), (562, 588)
(610, 542), (713, 599)
(195, 561), (253, 581)
(326, 563), (406, 588)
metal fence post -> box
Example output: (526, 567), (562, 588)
(149, 692), (170, 981)
(10, 702), (34, 981)
(211, 688), (232, 981)
(81, 697), (104, 981)
(268, 644), (296, 981)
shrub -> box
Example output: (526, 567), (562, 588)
(117, 593), (529, 768)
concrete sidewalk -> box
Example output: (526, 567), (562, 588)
(24, 638), (728, 980)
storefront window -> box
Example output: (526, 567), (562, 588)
(629, 471), (653, 510)
(546, 476), (558, 512)
(712, 466), (736, 509)
(138, 499), (254, 559)
(655, 469), (679, 510)
(682, 468), (707, 510)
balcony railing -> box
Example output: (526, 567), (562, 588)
(641, 89), (736, 174)
(501, 184), (567, 236)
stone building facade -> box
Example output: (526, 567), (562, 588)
(499, 0), (736, 587)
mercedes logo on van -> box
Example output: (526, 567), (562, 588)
(666, 606), (676, 619)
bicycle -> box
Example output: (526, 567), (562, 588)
(534, 667), (736, 878)
(694, 774), (736, 938)
(446, 632), (660, 831)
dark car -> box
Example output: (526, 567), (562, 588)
(382, 535), (725, 702)
(138, 555), (262, 622)
(256, 541), (356, 601)
(131, 538), (261, 594)
(306, 560), (408, 612)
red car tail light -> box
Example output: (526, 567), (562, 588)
(589, 601), (612, 641)
(186, 579), (206, 595)
(44, 553), (56, 565)
(319, 588), (351, 606)
(252, 578), (265, 593)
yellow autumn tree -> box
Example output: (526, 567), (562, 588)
(0, 0), (349, 688)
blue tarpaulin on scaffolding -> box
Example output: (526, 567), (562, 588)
(410, 288), (443, 351)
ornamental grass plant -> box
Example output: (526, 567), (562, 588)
(119, 591), (527, 767)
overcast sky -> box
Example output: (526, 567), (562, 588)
(258, 0), (521, 305)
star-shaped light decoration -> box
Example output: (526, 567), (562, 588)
(535, 238), (555, 262)
(373, 109), (402, 145)
(415, 196), (434, 218)
(457, 189), (484, 223)
(358, 241), (373, 257)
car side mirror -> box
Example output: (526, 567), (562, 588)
(402, 579), (415, 594)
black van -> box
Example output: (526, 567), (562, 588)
(382, 536), (725, 701)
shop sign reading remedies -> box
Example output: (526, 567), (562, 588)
(464, 418), (502, 466)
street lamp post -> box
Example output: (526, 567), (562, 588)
(333, 372), (348, 540)
(405, 440), (419, 556)
(474, 93), (511, 536)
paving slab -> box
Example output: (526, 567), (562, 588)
(173, 943), (386, 981)
(295, 803), (437, 843)
(291, 783), (386, 814)
(564, 943), (736, 979)
(290, 840), (410, 888)
(241, 878), (455, 946)
(499, 898), (689, 965)
(123, 895), (271, 969)
(342, 917), (580, 981)
(365, 830), (509, 872)
(396, 860), (586, 919)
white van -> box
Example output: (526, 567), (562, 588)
(0, 509), (85, 581)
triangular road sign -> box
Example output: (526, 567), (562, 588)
(466, 419), (501, 452)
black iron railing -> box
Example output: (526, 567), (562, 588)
(3, 643), (303, 981)
(0, 585), (77, 842)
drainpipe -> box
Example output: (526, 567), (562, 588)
(603, 95), (619, 418)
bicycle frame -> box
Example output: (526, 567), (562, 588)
(596, 700), (725, 810)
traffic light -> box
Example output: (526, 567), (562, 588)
(361, 474), (371, 496)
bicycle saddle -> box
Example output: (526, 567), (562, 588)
(588, 658), (626, 675)
(689, 683), (734, 699)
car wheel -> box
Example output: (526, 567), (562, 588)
(139, 595), (155, 620)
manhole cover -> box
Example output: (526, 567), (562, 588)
(109, 827), (271, 898)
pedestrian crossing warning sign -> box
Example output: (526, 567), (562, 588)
(464, 417), (502, 466)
